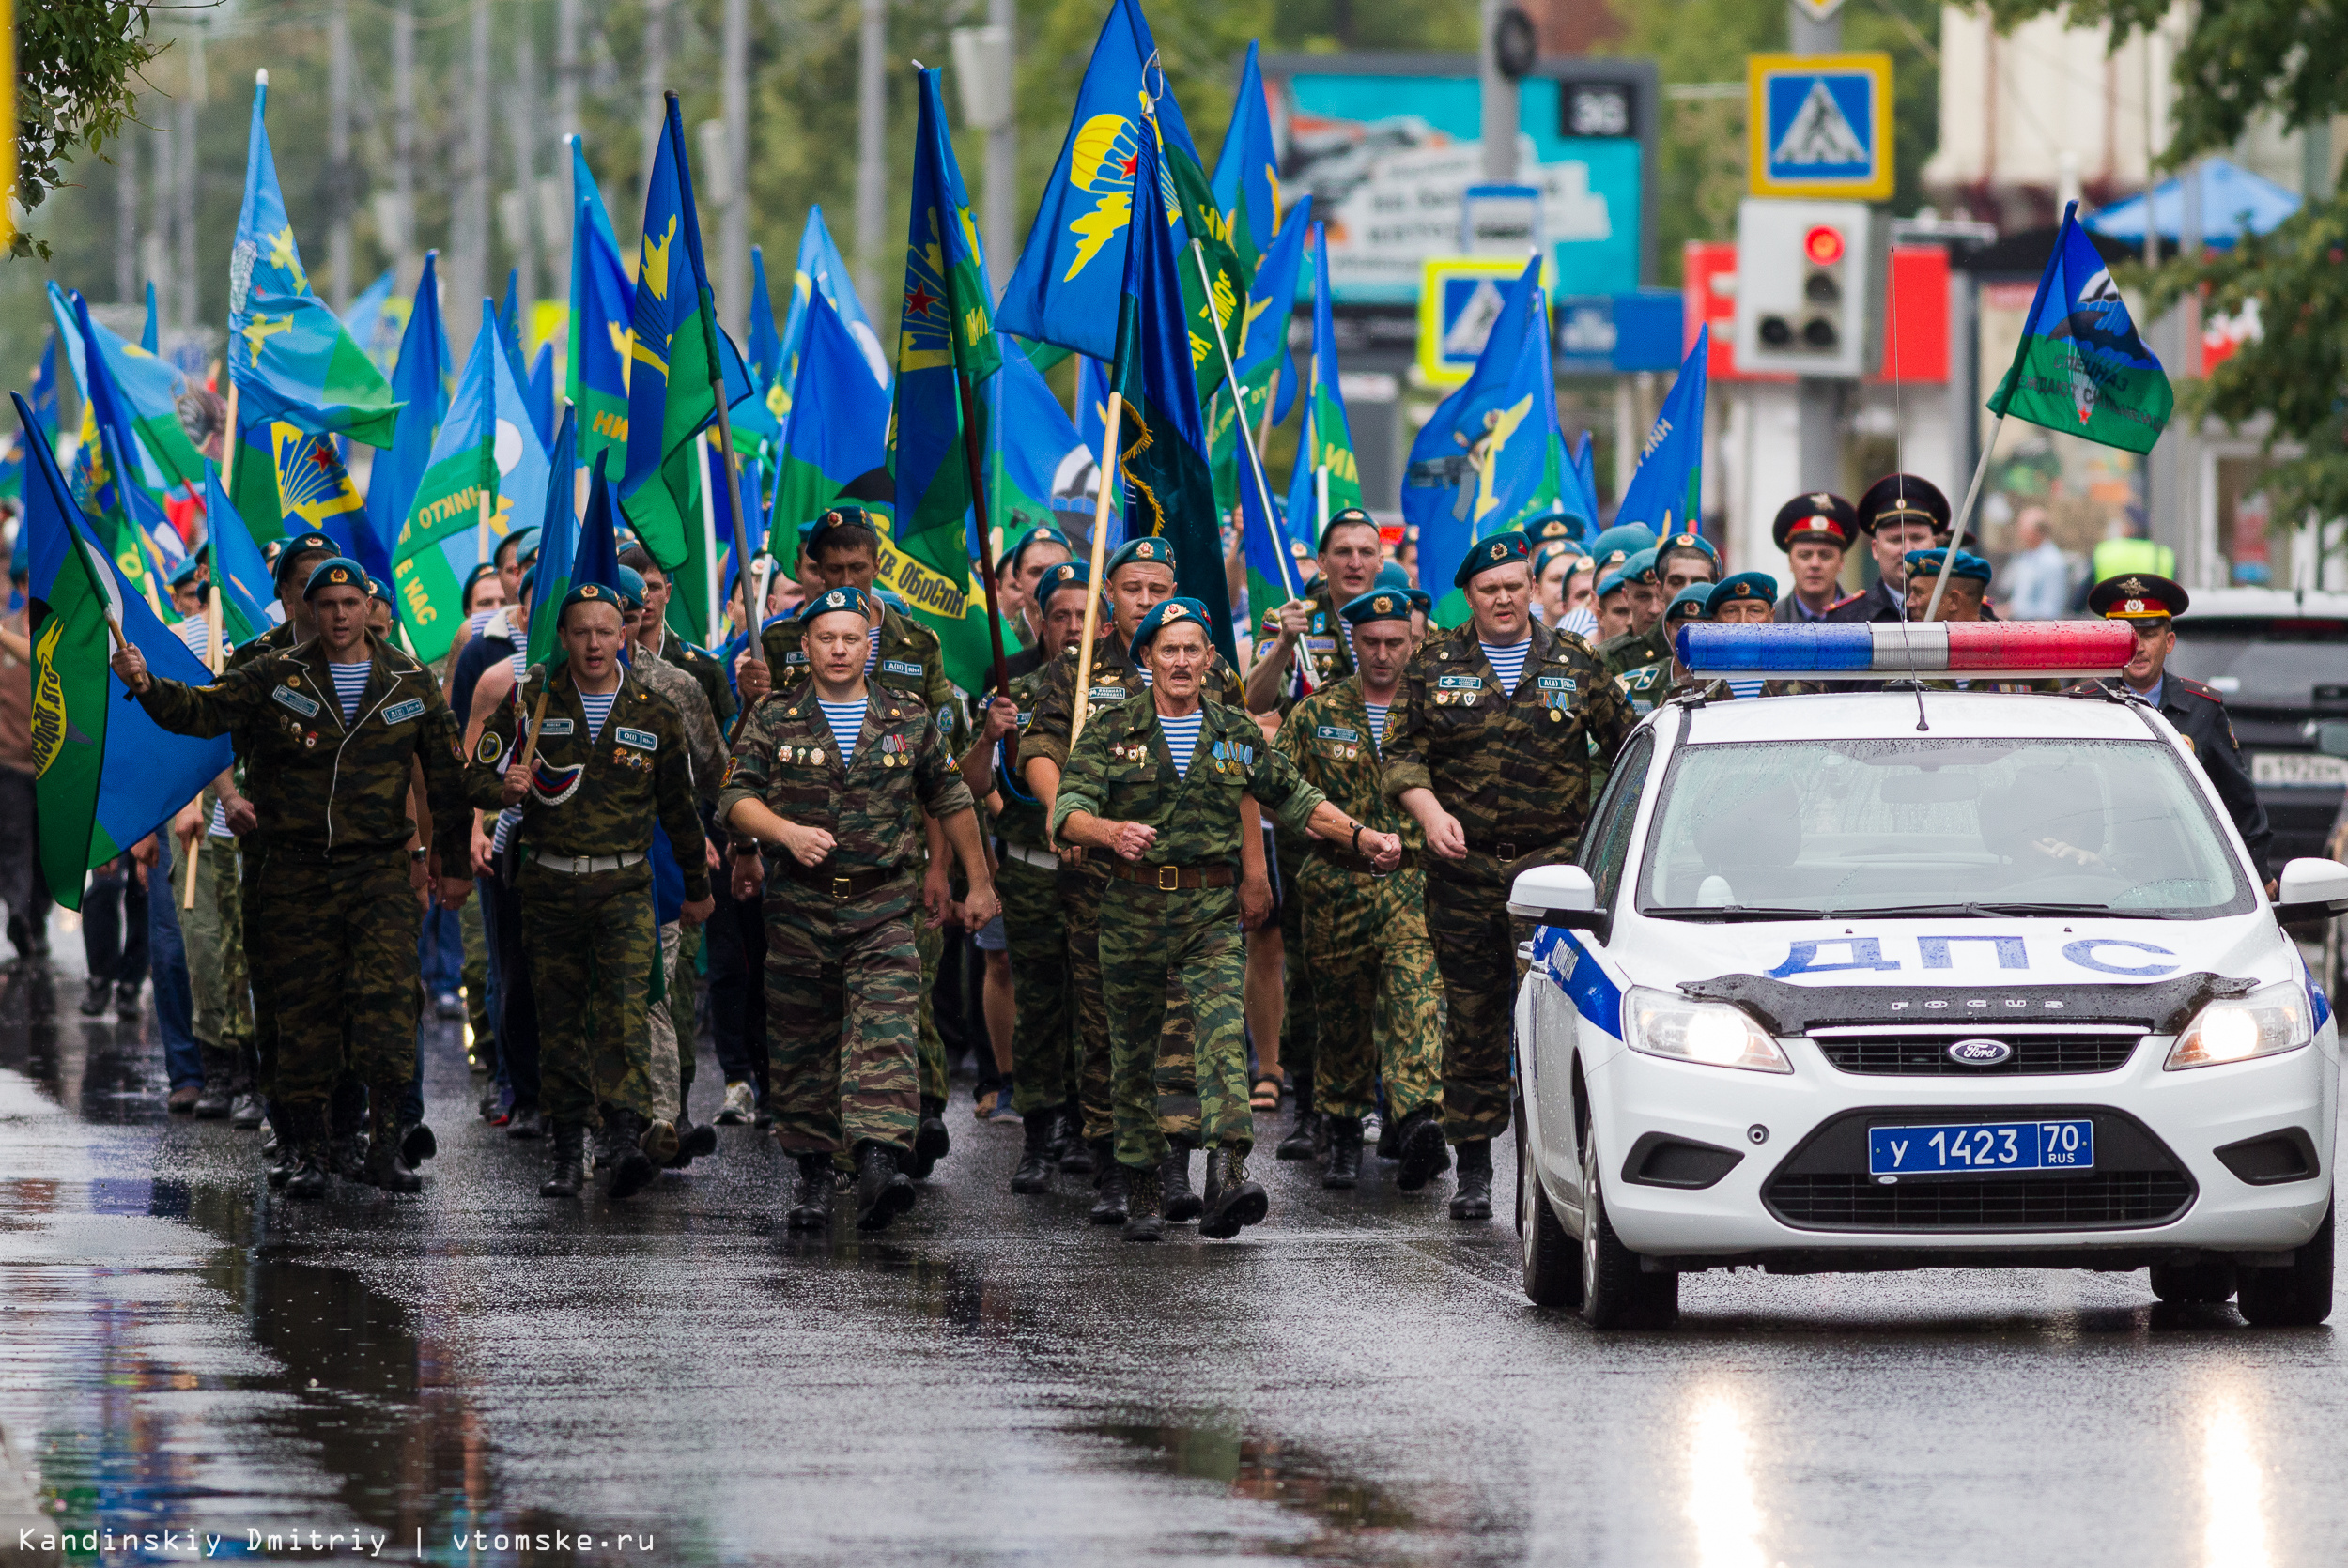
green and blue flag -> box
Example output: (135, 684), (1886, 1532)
(771, 287), (890, 535)
(566, 136), (636, 470)
(1614, 326), (1707, 535)
(1987, 202), (2172, 453)
(0, 333), (57, 503)
(361, 248), (452, 581)
(1281, 223), (1364, 557)
(201, 464), (280, 646)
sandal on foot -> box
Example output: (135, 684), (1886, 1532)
(1249, 1075), (1285, 1113)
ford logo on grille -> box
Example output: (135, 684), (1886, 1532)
(1948, 1038), (2013, 1066)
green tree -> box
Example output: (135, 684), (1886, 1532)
(14, 0), (166, 260)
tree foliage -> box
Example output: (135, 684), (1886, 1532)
(13, 0), (165, 260)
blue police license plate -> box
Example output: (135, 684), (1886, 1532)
(1867, 1119), (2094, 1176)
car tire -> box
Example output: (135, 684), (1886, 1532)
(2237, 1200), (2335, 1327)
(2148, 1260), (2238, 1304)
(1579, 1128), (1678, 1330)
(1518, 1097), (1583, 1310)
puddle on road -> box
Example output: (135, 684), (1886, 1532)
(1093, 1418), (1424, 1552)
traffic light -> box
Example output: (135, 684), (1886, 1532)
(1733, 198), (1878, 377)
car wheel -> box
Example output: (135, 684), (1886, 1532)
(2148, 1260), (2238, 1304)
(1518, 1097), (1583, 1310)
(2237, 1200), (2335, 1327)
(1579, 1127), (1678, 1330)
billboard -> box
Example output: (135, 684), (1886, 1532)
(1265, 55), (1657, 306)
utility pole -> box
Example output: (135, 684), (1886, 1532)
(855, 0), (887, 319)
(720, 0), (749, 333)
(1478, 0), (1518, 181)
(116, 109), (138, 305)
(1790, 0), (1845, 496)
(509, 23), (541, 326)
(455, 0), (492, 352)
(148, 111), (173, 318)
(984, 0), (1016, 278)
(327, 0), (354, 312)
(556, 0), (581, 139)
(176, 25), (203, 332)
(951, 23), (1014, 269)
(638, 0), (672, 230)
(391, 0), (418, 294)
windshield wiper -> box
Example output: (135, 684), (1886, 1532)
(1639, 905), (1829, 923)
(1821, 901), (2183, 919)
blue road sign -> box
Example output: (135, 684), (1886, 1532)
(1747, 53), (1892, 201)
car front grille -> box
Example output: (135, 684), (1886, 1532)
(1766, 1171), (2195, 1230)
(1815, 1034), (2142, 1076)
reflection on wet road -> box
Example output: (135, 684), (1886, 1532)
(6, 946), (2348, 1566)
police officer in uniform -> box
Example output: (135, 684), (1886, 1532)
(1771, 493), (1858, 621)
(1826, 474), (1949, 623)
(721, 586), (998, 1233)
(1384, 532), (1637, 1219)
(2085, 574), (2275, 889)
(111, 558), (473, 1196)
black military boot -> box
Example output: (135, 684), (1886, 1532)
(1011, 1111), (1058, 1194)
(1322, 1116), (1364, 1190)
(1449, 1140), (1494, 1221)
(1088, 1140), (1128, 1225)
(1275, 1074), (1321, 1161)
(854, 1140), (918, 1232)
(1394, 1107), (1452, 1192)
(1375, 1108), (1401, 1161)
(787, 1152), (833, 1230)
(1197, 1147), (1269, 1239)
(230, 1091), (265, 1130)
(193, 1049), (237, 1119)
(540, 1121), (589, 1197)
(1121, 1164), (1164, 1242)
(363, 1088), (423, 1192)
(280, 1106), (330, 1201)
(400, 1122), (438, 1167)
(1055, 1110), (1092, 1174)
(262, 1101), (295, 1187)
(908, 1096), (950, 1179)
(672, 1116), (718, 1169)
(640, 1115), (681, 1167)
(605, 1108), (658, 1201)
(1160, 1145), (1203, 1222)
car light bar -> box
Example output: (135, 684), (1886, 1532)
(1674, 622), (2138, 677)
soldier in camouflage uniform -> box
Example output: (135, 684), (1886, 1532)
(1597, 547), (1673, 678)
(721, 586), (997, 1234)
(1017, 538), (1254, 1225)
(1384, 531), (1636, 1221)
(624, 545), (738, 735)
(112, 557), (472, 1198)
(749, 509), (965, 1176)
(1054, 596), (1395, 1242)
(1272, 589), (1444, 1191)
(465, 580), (713, 1203)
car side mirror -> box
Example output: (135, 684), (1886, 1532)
(2316, 721), (2348, 761)
(1509, 863), (1608, 936)
(2273, 857), (2348, 924)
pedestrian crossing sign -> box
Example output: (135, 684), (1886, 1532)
(1747, 53), (1893, 201)
(1415, 255), (1556, 388)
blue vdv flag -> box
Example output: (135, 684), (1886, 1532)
(770, 285), (892, 531)
(0, 332), (57, 503)
(996, 0), (1207, 362)
(1234, 192), (1310, 403)
(340, 268), (401, 371)
(202, 464), (280, 644)
(1400, 254), (1545, 557)
(362, 249), (453, 580)
(1572, 431), (1599, 527)
(748, 245), (784, 392)
(566, 135), (637, 472)
(779, 207), (889, 423)
(230, 70), (311, 334)
(1614, 326), (1709, 535)
(523, 411), (583, 671)
(573, 445), (624, 604)
(526, 342), (556, 446)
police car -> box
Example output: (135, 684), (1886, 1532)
(1509, 622), (2348, 1329)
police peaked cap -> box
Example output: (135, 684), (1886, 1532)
(275, 531), (342, 584)
(1128, 596), (1210, 664)
(1858, 473), (1951, 536)
(1706, 573), (1779, 614)
(1904, 548), (1992, 585)
(2087, 572), (2189, 621)
(1664, 583), (1713, 623)
(301, 557), (369, 599)
(1339, 589), (1412, 626)
(1104, 537), (1177, 578)
(800, 584), (877, 623)
(1452, 530), (1529, 589)
(1772, 491), (1858, 552)
(1031, 560), (1093, 616)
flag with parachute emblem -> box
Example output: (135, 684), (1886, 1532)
(269, 423), (371, 568)
(67, 296), (178, 615)
(566, 136), (637, 470)
(1986, 203), (2172, 453)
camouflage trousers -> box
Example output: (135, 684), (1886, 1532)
(172, 823), (253, 1053)
(1000, 852), (1079, 1116)
(916, 899), (946, 1105)
(1060, 859), (1116, 1141)
(1274, 831), (1317, 1085)
(518, 859), (657, 1124)
(1301, 862), (1442, 1124)
(459, 891), (493, 1057)
(239, 840), (281, 1101)
(764, 874), (921, 1156)
(1425, 862), (1522, 1145)
(251, 850), (420, 1105)
(1098, 883), (1247, 1169)
(644, 920), (703, 1123)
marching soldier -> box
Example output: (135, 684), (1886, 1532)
(1772, 493), (1858, 621)
(2083, 573), (2276, 889)
(720, 585), (998, 1234)
(465, 579), (714, 1203)
(110, 558), (474, 1197)
(1018, 536), (1254, 1224)
(1826, 474), (1949, 623)
(1384, 532), (1637, 1220)
(624, 544), (738, 735)
(227, 530), (341, 671)
(1054, 597), (1395, 1242)
(1598, 547), (1671, 676)
(1271, 589), (1442, 1191)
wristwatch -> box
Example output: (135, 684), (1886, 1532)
(409, 848), (429, 864)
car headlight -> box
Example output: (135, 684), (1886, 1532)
(2164, 980), (2312, 1070)
(1622, 986), (1792, 1074)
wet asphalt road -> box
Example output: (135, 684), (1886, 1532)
(7, 932), (2348, 1568)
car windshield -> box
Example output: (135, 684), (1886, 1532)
(1635, 737), (2254, 920)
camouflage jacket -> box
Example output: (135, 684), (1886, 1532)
(642, 623), (738, 731)
(135, 633), (470, 865)
(1259, 576), (1357, 716)
(224, 616), (297, 673)
(1052, 691), (1326, 869)
(1599, 622), (1673, 677)
(991, 665), (1054, 850)
(633, 644), (727, 803)
(1273, 677), (1425, 905)
(1616, 657), (1677, 715)
(1380, 619), (1634, 875)
(718, 683), (976, 877)
(762, 605), (964, 755)
(462, 664), (710, 900)
(1019, 631), (1245, 775)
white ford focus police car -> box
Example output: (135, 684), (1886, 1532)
(1510, 622), (2348, 1329)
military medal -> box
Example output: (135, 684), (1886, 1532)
(809, 748), (825, 766)
(1550, 708), (1563, 723)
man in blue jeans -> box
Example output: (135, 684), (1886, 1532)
(130, 838), (205, 1112)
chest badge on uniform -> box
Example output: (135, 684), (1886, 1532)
(615, 726), (657, 751)
(382, 698), (426, 726)
(539, 717), (575, 739)
(271, 684), (322, 719)
(808, 747), (826, 767)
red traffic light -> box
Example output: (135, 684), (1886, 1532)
(1803, 225), (1846, 266)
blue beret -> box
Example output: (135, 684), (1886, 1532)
(1406, 587), (1432, 615)
(1597, 568), (1630, 599)
(1374, 561), (1412, 592)
(1128, 596), (1210, 664)
(1004, 527), (1071, 576)
(800, 584), (877, 623)
(275, 531), (342, 583)
(1339, 588), (1412, 626)
(559, 580), (625, 619)
(301, 557), (368, 599)
(615, 565), (646, 609)
(1032, 560), (1092, 616)
(1621, 546), (1661, 585)
(1453, 530), (1529, 589)
(1104, 536), (1177, 577)
(367, 575), (395, 607)
(1905, 548), (1992, 586)
(1532, 542), (1583, 582)
(1705, 573), (1778, 615)
(873, 586), (909, 616)
(1525, 512), (1588, 546)
(500, 527), (541, 564)
(1585, 524), (1658, 573)
(169, 554), (205, 588)
(1664, 583), (1713, 623)
(1655, 530), (1720, 563)
(1319, 506), (1381, 548)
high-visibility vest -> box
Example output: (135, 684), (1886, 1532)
(2092, 537), (2174, 583)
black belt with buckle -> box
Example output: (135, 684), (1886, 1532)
(784, 861), (909, 899)
(1105, 862), (1237, 891)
